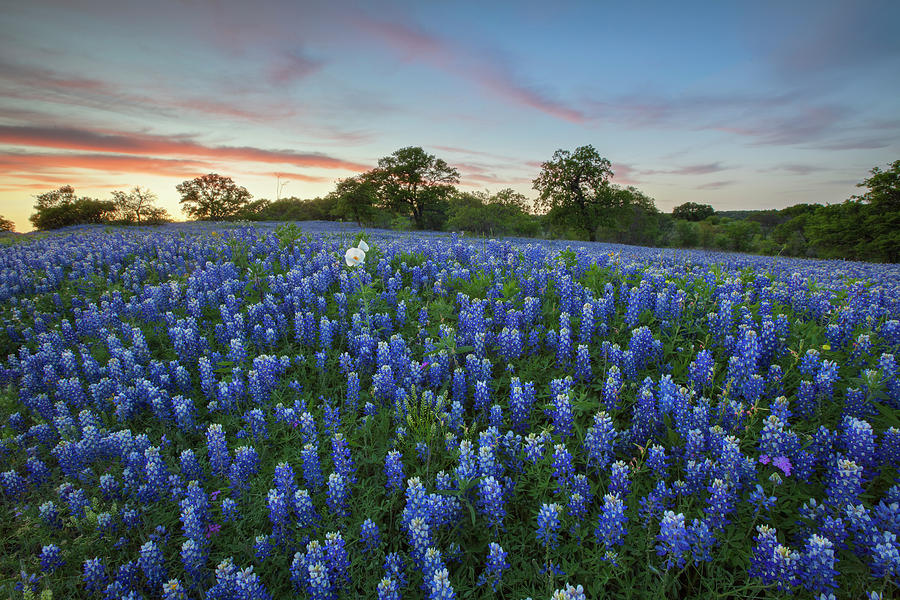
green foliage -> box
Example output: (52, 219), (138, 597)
(29, 188), (117, 230)
(329, 176), (378, 226)
(177, 173), (252, 220)
(672, 202), (715, 221)
(274, 223), (306, 249)
(532, 145), (617, 242)
(368, 146), (460, 229)
(445, 190), (540, 236)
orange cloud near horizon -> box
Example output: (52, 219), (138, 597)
(0, 125), (372, 172)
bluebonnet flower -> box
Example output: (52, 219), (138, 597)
(552, 443), (574, 490)
(82, 557), (107, 594)
(361, 518), (381, 553)
(705, 478), (735, 530)
(584, 411), (617, 469)
(39, 500), (61, 528)
(331, 433), (355, 482)
(688, 517), (716, 563)
(179, 449), (203, 482)
(602, 366), (623, 411)
(477, 542), (509, 591)
(384, 552), (407, 589)
(294, 489), (320, 530)
(40, 544), (63, 573)
(254, 534), (272, 562)
(478, 476), (506, 531)
(537, 503), (562, 549)
(549, 393), (574, 438)
(326, 472), (349, 517)
(301, 443), (324, 490)
(825, 457), (863, 510)
(377, 577), (401, 600)
(749, 525), (799, 591)
(509, 378), (535, 433)
(173, 395), (197, 433)
(595, 493), (628, 563)
(551, 583), (587, 600)
(385, 449), (405, 493)
(656, 511), (691, 570)
(139, 540), (167, 590)
(523, 432), (548, 464)
(749, 484), (777, 513)
(429, 568), (456, 599)
(206, 424), (230, 477)
(221, 497), (239, 522)
(689, 349), (715, 389)
(799, 534), (837, 595)
(162, 579), (188, 600)
(609, 461), (631, 498)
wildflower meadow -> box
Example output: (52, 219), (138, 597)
(1, 221), (899, 600)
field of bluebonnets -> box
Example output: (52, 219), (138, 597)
(1, 221), (899, 600)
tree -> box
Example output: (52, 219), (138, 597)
(368, 147), (460, 229)
(176, 174), (252, 220)
(111, 186), (171, 225)
(329, 176), (378, 226)
(855, 160), (900, 262)
(672, 202), (714, 221)
(33, 185), (77, 211)
(30, 199), (117, 230)
(0, 215), (14, 232)
(532, 145), (620, 242)
(29, 186), (117, 230)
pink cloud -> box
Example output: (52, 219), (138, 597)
(355, 18), (586, 123)
(0, 125), (370, 171)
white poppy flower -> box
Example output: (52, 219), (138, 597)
(345, 246), (365, 267)
(357, 239), (370, 252)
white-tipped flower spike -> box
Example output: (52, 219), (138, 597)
(345, 246), (365, 267)
(357, 239), (370, 252)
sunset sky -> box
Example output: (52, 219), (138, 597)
(1, 0), (898, 231)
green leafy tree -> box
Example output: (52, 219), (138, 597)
(33, 185), (77, 211)
(672, 201), (714, 221)
(532, 145), (620, 242)
(369, 147), (460, 229)
(176, 174), (252, 221)
(0, 215), (13, 232)
(856, 160), (900, 262)
(111, 186), (171, 225)
(29, 186), (117, 230)
(329, 176), (378, 226)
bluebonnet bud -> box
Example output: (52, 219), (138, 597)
(39, 544), (63, 572)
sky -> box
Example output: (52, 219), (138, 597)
(1, 0), (899, 231)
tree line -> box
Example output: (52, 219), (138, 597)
(9, 147), (898, 263)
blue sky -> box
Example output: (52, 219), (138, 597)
(1, 0), (898, 231)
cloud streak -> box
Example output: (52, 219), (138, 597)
(355, 17), (586, 123)
(0, 125), (371, 171)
